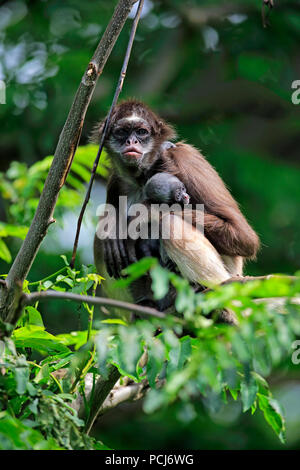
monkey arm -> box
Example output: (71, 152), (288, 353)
(203, 212), (260, 259)
(98, 175), (139, 278)
(162, 143), (260, 260)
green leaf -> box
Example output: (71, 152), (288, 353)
(34, 364), (50, 383)
(73, 144), (111, 179)
(43, 280), (53, 290)
(14, 367), (30, 395)
(0, 223), (28, 240)
(146, 339), (166, 387)
(0, 414), (60, 450)
(114, 258), (157, 288)
(0, 238), (11, 263)
(13, 326), (70, 355)
(101, 319), (128, 326)
(117, 327), (142, 378)
(257, 393), (286, 443)
(228, 387), (238, 401)
(95, 330), (110, 377)
(150, 265), (170, 300)
(57, 330), (97, 349)
(143, 389), (166, 414)
(26, 307), (44, 327)
(178, 336), (192, 369)
(240, 377), (258, 412)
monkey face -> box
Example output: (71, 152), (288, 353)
(174, 184), (190, 205)
(108, 117), (154, 167)
(90, 100), (176, 169)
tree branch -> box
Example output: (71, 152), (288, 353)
(0, 0), (138, 323)
(74, 373), (164, 433)
(200, 274), (299, 295)
(23, 289), (165, 319)
(82, 365), (121, 434)
(74, 375), (149, 415)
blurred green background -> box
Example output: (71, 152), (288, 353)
(0, 0), (300, 450)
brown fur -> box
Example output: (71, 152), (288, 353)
(90, 99), (176, 145)
(161, 142), (260, 259)
(93, 101), (260, 293)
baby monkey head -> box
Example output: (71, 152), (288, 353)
(144, 173), (190, 205)
(91, 100), (176, 168)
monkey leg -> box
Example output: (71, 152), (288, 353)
(221, 255), (244, 277)
(161, 213), (232, 285)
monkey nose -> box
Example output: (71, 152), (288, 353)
(183, 193), (190, 204)
(127, 137), (138, 145)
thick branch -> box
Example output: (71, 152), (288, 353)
(0, 0), (138, 322)
(73, 375), (149, 416)
(74, 373), (165, 433)
(82, 365), (121, 434)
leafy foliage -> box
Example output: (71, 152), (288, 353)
(0, 338), (107, 449)
(0, 144), (107, 264)
(0, 141), (300, 449)
(0, 0), (300, 450)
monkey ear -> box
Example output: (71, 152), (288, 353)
(89, 119), (106, 144)
(158, 120), (177, 141)
(89, 106), (119, 144)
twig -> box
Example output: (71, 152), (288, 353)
(0, 0), (139, 324)
(28, 266), (68, 286)
(70, 0), (145, 269)
(22, 289), (165, 319)
(262, 0), (274, 28)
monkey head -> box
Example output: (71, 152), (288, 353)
(91, 100), (176, 169)
(144, 173), (190, 205)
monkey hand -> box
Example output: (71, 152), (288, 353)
(263, 0), (274, 6)
(103, 238), (138, 279)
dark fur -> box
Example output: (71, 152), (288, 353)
(93, 100), (260, 311)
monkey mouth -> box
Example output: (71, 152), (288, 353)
(182, 194), (190, 204)
(123, 147), (142, 158)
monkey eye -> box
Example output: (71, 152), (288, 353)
(114, 128), (127, 138)
(174, 188), (182, 202)
(136, 128), (149, 136)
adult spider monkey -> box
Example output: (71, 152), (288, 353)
(92, 100), (260, 311)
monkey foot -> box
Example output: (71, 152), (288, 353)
(212, 308), (238, 326)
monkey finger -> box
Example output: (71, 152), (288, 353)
(138, 242), (152, 258)
(105, 240), (120, 279)
(118, 239), (129, 270)
(104, 240), (115, 278)
(111, 240), (123, 278)
(127, 239), (138, 265)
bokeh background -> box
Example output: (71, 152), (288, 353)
(0, 0), (300, 450)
